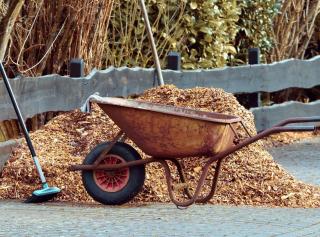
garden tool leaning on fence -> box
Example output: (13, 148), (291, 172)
(0, 62), (60, 203)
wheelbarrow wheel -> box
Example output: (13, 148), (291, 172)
(82, 142), (145, 205)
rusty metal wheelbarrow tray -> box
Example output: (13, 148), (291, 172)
(94, 97), (241, 158)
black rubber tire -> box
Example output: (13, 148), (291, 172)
(82, 142), (145, 205)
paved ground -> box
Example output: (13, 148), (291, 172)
(1, 201), (320, 237)
(0, 138), (320, 237)
(269, 137), (320, 186)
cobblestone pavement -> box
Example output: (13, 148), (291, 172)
(269, 137), (320, 186)
(0, 138), (320, 237)
(1, 201), (320, 237)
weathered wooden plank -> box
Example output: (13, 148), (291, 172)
(0, 67), (155, 121)
(166, 56), (320, 93)
(0, 75), (83, 121)
(251, 100), (320, 131)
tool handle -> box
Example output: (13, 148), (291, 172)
(139, 0), (164, 86)
(274, 116), (320, 127)
(0, 62), (37, 157)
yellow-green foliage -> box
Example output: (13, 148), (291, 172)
(181, 1), (239, 68)
(105, 0), (277, 69)
(236, 0), (279, 62)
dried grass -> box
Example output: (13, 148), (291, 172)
(7, 0), (114, 76)
(270, 0), (320, 61)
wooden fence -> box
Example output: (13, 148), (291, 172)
(1, 55), (320, 168)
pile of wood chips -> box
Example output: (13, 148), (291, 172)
(1, 85), (320, 207)
(263, 132), (316, 148)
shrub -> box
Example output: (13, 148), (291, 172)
(105, 0), (278, 68)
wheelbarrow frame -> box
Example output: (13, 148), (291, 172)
(70, 103), (320, 208)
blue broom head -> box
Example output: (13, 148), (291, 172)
(24, 186), (61, 203)
(33, 186), (61, 197)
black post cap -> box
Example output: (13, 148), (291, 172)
(166, 51), (181, 71)
(248, 48), (260, 65)
(70, 58), (84, 77)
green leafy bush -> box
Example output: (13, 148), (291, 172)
(105, 0), (278, 69)
(180, 1), (239, 68)
(235, 0), (279, 63)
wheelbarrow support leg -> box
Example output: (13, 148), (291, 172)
(158, 157), (220, 208)
(166, 158), (193, 199)
(195, 158), (223, 203)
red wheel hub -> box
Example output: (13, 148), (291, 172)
(93, 154), (130, 192)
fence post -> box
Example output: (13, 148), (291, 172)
(166, 51), (181, 71)
(248, 48), (261, 107)
(248, 48), (260, 65)
(70, 58), (84, 77)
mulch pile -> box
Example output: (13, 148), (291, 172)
(263, 132), (316, 148)
(1, 85), (320, 207)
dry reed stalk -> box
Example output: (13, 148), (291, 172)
(268, 1), (320, 104)
(0, 0), (24, 61)
(0, 121), (9, 141)
(7, 0), (114, 76)
(270, 0), (320, 61)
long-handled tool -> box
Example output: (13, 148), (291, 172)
(0, 62), (60, 203)
(139, 0), (164, 86)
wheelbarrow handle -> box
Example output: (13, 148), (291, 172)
(273, 116), (320, 127)
(258, 116), (320, 133)
(284, 125), (319, 131)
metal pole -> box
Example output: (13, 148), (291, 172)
(0, 62), (48, 184)
(0, 62), (36, 157)
(139, 0), (164, 86)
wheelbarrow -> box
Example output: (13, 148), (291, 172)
(69, 95), (320, 207)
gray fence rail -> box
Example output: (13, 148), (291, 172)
(252, 100), (320, 130)
(1, 56), (320, 128)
